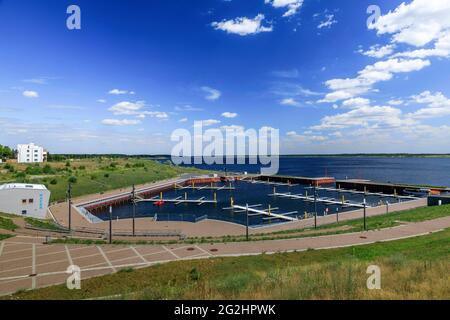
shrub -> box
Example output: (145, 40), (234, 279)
(104, 173), (110, 178)
(68, 176), (77, 184)
(50, 179), (58, 185)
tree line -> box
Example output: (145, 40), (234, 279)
(0, 144), (15, 159)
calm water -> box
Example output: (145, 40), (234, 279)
(95, 180), (410, 227)
(93, 156), (449, 226)
(179, 156), (450, 187)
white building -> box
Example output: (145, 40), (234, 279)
(17, 143), (47, 163)
(0, 183), (50, 219)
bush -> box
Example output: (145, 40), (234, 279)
(104, 173), (110, 178)
(25, 165), (42, 175)
(68, 176), (77, 184)
(42, 164), (54, 174)
(50, 179), (58, 185)
(15, 172), (26, 178)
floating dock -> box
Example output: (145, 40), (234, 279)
(135, 195), (217, 206)
(305, 186), (419, 200)
(270, 192), (371, 208)
(223, 204), (299, 222)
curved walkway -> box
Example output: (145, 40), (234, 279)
(1, 215), (449, 296)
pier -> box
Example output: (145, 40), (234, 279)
(305, 186), (419, 200)
(174, 183), (235, 191)
(270, 192), (371, 208)
(135, 195), (217, 206)
(223, 204), (299, 222)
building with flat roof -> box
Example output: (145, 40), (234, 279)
(17, 143), (47, 163)
(0, 183), (50, 218)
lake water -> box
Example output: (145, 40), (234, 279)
(95, 180), (412, 227)
(92, 156), (449, 226)
(179, 156), (450, 187)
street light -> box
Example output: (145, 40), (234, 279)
(246, 203), (249, 241)
(109, 206), (113, 244)
(363, 195), (367, 231)
(132, 184), (136, 237)
(67, 183), (72, 232)
(314, 184), (318, 229)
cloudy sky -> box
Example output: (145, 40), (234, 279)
(1, 0), (450, 154)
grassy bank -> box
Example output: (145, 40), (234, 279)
(7, 227), (450, 300)
(0, 216), (18, 231)
(0, 158), (204, 202)
(49, 204), (450, 246)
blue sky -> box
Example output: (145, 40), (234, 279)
(1, 0), (450, 154)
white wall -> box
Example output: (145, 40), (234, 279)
(0, 188), (50, 219)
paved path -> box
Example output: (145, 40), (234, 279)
(1, 216), (449, 296)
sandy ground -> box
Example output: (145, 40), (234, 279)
(1, 215), (449, 296)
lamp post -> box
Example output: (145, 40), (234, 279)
(246, 203), (249, 241)
(363, 196), (367, 231)
(132, 184), (136, 237)
(67, 183), (72, 232)
(313, 184), (318, 229)
(109, 206), (113, 244)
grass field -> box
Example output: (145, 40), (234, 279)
(0, 158), (204, 202)
(6, 226), (449, 300)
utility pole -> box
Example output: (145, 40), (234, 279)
(363, 196), (367, 231)
(314, 184), (318, 229)
(246, 203), (249, 241)
(67, 183), (72, 232)
(109, 206), (113, 244)
(132, 184), (136, 237)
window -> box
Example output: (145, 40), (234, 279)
(22, 199), (27, 204)
(21, 210), (27, 215)
(29, 199), (34, 203)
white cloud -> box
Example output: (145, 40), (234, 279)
(108, 89), (132, 95)
(342, 97), (371, 109)
(388, 99), (404, 106)
(175, 105), (203, 112)
(286, 130), (328, 142)
(101, 119), (141, 126)
(317, 14), (337, 29)
(201, 86), (222, 101)
(97, 99), (106, 103)
(370, 0), (450, 47)
(221, 112), (238, 118)
(280, 98), (301, 107)
(195, 119), (221, 127)
(359, 44), (396, 58)
(22, 90), (39, 98)
(109, 101), (146, 115)
(265, 0), (304, 17)
(211, 14), (273, 36)
(311, 105), (414, 131)
(320, 58), (430, 102)
(179, 118), (188, 123)
(408, 91), (450, 119)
